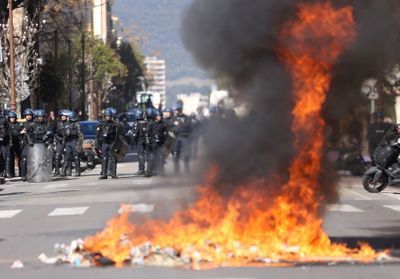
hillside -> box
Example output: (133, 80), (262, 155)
(112, 0), (213, 99)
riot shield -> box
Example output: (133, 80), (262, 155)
(27, 144), (53, 183)
(111, 134), (128, 163)
(163, 131), (176, 158)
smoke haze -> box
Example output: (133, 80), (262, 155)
(181, 0), (400, 195)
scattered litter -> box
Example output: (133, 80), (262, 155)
(118, 204), (155, 214)
(10, 260), (23, 269)
(38, 237), (398, 269)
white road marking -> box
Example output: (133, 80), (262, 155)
(0, 210), (23, 219)
(119, 204), (154, 214)
(43, 183), (69, 189)
(326, 204), (363, 212)
(48, 207), (89, 216)
(383, 205), (400, 212)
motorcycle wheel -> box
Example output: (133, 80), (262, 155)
(362, 174), (388, 193)
(85, 151), (97, 170)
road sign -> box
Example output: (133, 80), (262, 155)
(361, 78), (379, 100)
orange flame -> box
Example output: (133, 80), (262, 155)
(84, 3), (383, 267)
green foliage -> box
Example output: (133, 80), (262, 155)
(92, 39), (127, 85)
(113, 40), (145, 108)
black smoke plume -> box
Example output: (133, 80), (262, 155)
(181, 0), (400, 194)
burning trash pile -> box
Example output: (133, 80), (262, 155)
(38, 1), (397, 269)
(38, 184), (391, 268)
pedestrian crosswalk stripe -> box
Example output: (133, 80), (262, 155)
(43, 183), (69, 189)
(326, 204), (363, 212)
(0, 210), (23, 219)
(383, 205), (400, 212)
(119, 204), (154, 214)
(48, 207), (89, 217)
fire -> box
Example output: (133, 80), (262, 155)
(84, 2), (383, 267)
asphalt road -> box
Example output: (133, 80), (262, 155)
(0, 159), (400, 278)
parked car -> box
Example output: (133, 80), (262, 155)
(80, 121), (99, 140)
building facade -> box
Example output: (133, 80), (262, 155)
(177, 93), (209, 115)
(144, 56), (166, 106)
(92, 0), (112, 43)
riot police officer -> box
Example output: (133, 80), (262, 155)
(95, 108), (120, 179)
(54, 110), (70, 176)
(27, 110), (53, 146)
(0, 112), (9, 179)
(150, 110), (167, 176)
(61, 111), (82, 177)
(20, 109), (35, 181)
(144, 107), (156, 177)
(163, 107), (175, 131)
(131, 109), (152, 176)
(6, 111), (22, 178)
(172, 103), (192, 175)
(26, 110), (53, 182)
(119, 113), (133, 144)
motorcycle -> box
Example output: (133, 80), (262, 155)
(362, 143), (400, 193)
(51, 140), (101, 175)
(81, 140), (101, 170)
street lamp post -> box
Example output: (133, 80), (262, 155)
(8, 0), (16, 111)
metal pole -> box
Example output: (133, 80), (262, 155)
(80, 0), (87, 120)
(88, 24), (95, 120)
(8, 0), (16, 111)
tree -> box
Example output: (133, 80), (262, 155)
(113, 40), (145, 110)
(91, 39), (127, 118)
(0, 15), (41, 113)
(0, 0), (24, 21)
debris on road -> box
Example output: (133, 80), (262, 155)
(38, 237), (400, 269)
(10, 260), (24, 269)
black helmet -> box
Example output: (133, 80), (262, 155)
(8, 111), (17, 119)
(134, 109), (145, 120)
(67, 111), (78, 122)
(23, 108), (34, 116)
(34, 109), (46, 117)
(146, 107), (156, 118)
(104, 108), (114, 117)
(58, 109), (70, 117)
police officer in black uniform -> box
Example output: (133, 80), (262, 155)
(20, 109), (34, 181)
(0, 112), (9, 179)
(6, 111), (22, 178)
(150, 110), (167, 176)
(131, 109), (152, 176)
(54, 110), (70, 176)
(163, 107), (175, 131)
(61, 111), (82, 177)
(95, 108), (119, 179)
(172, 103), (192, 175)
(27, 110), (53, 147)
